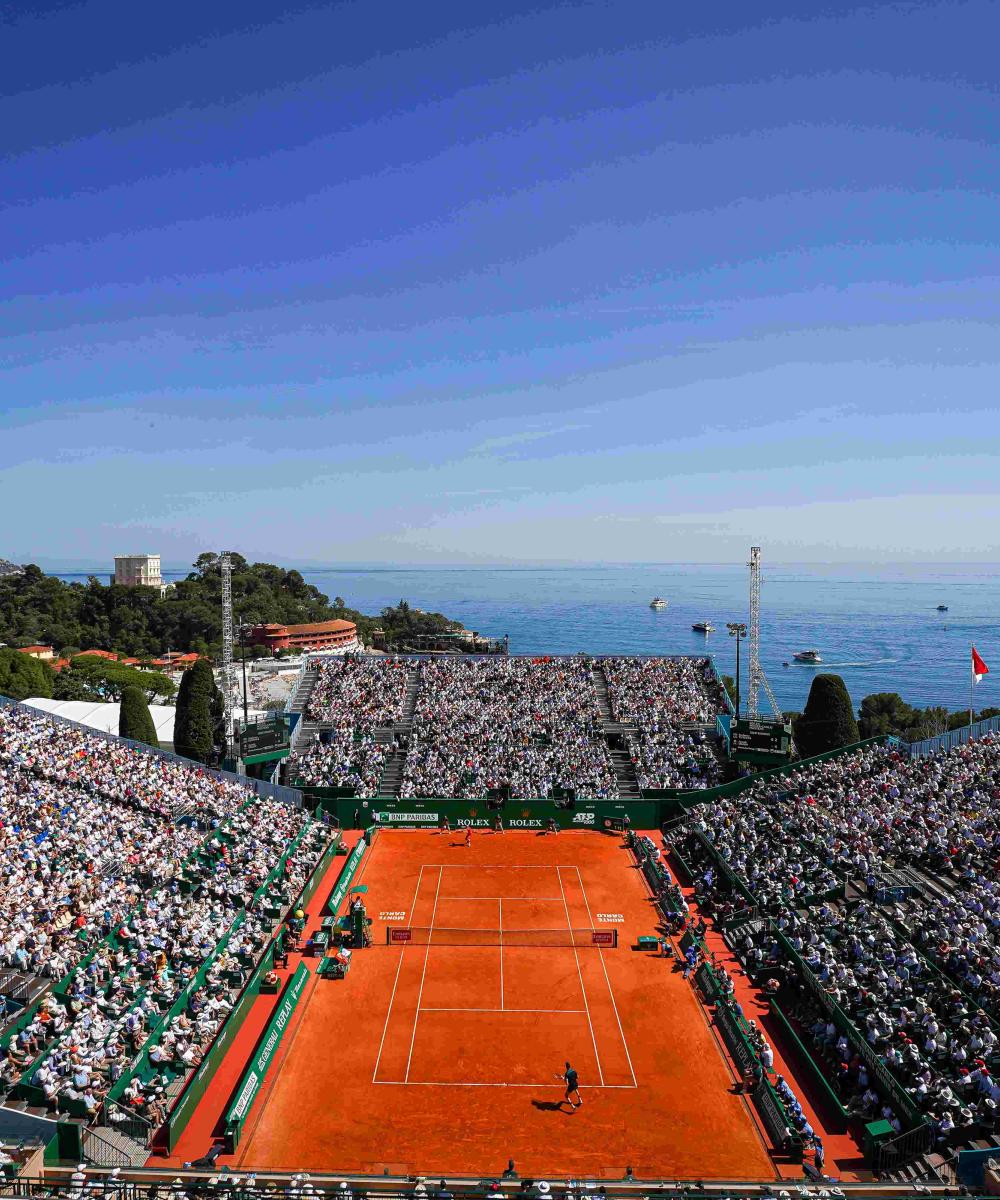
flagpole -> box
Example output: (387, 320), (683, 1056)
(970, 647), (974, 731)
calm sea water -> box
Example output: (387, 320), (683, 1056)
(56, 564), (998, 714)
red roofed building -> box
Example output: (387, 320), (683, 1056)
(76, 649), (120, 661)
(18, 645), (55, 660)
(248, 619), (358, 654)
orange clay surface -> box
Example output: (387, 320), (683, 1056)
(232, 829), (775, 1179)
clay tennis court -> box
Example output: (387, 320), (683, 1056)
(234, 829), (774, 1179)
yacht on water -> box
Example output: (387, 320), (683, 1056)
(793, 649), (822, 663)
(649, 597), (667, 609)
(691, 621), (715, 633)
(937, 605), (949, 612)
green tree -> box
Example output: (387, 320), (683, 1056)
(174, 660), (220, 763)
(53, 669), (104, 702)
(857, 692), (920, 739)
(66, 657), (175, 702)
(119, 685), (159, 747)
(0, 649), (55, 700)
(796, 674), (859, 758)
(721, 674), (736, 706)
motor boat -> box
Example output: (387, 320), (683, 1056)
(691, 621), (715, 633)
(793, 649), (822, 663)
(937, 605), (949, 612)
(649, 597), (667, 609)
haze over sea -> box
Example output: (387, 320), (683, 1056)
(55, 563), (998, 716)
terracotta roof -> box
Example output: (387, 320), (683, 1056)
(273, 619), (355, 636)
(76, 649), (119, 660)
(18, 645), (53, 654)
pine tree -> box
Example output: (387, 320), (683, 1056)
(119, 685), (159, 747)
(796, 674), (860, 758)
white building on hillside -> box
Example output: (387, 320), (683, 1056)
(114, 554), (162, 589)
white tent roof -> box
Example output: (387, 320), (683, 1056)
(23, 698), (272, 748)
(25, 697), (179, 743)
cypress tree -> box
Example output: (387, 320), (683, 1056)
(119, 685), (159, 747)
(796, 674), (860, 758)
(173, 659), (220, 763)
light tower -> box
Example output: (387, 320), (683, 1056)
(747, 546), (783, 719)
(220, 552), (236, 757)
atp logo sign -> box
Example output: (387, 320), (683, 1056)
(572, 812), (596, 825)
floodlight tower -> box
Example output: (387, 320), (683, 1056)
(747, 546), (783, 719)
(220, 552), (236, 755)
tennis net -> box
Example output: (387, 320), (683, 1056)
(386, 927), (617, 947)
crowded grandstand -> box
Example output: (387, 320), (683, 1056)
(287, 655), (727, 797)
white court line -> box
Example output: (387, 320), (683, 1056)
(443, 896), (564, 901)
(421, 1007), (586, 1013)
(574, 865), (638, 1088)
(373, 1080), (638, 1088)
(425, 864), (580, 869)
(498, 898), (504, 1011)
(372, 864), (424, 1083)
(556, 865), (604, 1086)
(403, 865), (443, 1084)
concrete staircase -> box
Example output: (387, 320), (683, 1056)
(376, 664), (422, 799)
(83, 1124), (150, 1168)
(591, 667), (641, 799)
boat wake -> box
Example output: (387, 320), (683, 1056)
(819, 658), (900, 668)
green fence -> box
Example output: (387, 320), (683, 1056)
(224, 962), (311, 1150)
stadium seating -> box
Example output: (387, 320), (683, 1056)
(286, 655), (728, 798)
(677, 733), (1000, 1166)
(0, 704), (333, 1127)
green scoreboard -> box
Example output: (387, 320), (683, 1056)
(731, 717), (793, 764)
(239, 716), (291, 764)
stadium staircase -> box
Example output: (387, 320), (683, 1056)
(375, 663), (421, 799)
(590, 667), (641, 799)
(82, 1123), (150, 1168)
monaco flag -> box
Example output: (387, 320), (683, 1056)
(973, 646), (990, 683)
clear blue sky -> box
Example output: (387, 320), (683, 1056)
(2, 0), (998, 567)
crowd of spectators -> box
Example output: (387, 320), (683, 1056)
(288, 729), (388, 796)
(402, 658), (616, 800)
(292, 655), (728, 798)
(0, 703), (331, 1125)
(680, 733), (1000, 1152)
(603, 657), (726, 789)
(306, 657), (409, 728)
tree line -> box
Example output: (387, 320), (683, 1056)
(0, 554), (465, 663)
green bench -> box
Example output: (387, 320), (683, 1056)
(637, 935), (659, 951)
(309, 930), (330, 956)
(317, 956), (348, 979)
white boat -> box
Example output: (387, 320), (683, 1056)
(649, 597), (667, 609)
(793, 649), (822, 663)
(691, 621), (715, 633)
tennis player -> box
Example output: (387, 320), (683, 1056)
(465, 826), (473, 848)
(559, 1061), (582, 1108)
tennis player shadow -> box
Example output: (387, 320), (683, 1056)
(531, 1099), (574, 1113)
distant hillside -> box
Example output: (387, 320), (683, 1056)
(0, 554), (465, 659)
(0, 559), (23, 577)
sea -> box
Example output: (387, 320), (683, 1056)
(53, 563), (998, 716)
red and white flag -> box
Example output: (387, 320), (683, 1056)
(973, 646), (990, 683)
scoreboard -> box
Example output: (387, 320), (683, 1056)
(731, 717), (793, 762)
(239, 716), (291, 763)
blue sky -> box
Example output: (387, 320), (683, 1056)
(2, 0), (999, 567)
